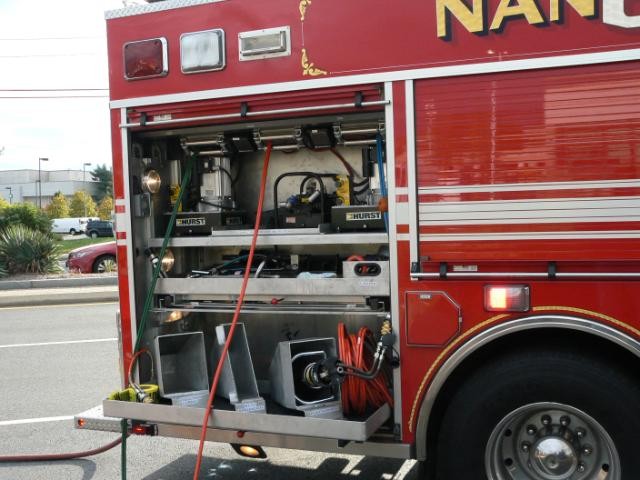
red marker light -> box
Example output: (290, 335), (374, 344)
(484, 285), (530, 312)
(132, 425), (146, 435)
(124, 38), (168, 80)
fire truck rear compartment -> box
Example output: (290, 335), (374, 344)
(102, 111), (397, 443)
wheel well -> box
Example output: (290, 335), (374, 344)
(422, 325), (640, 465)
(93, 254), (115, 269)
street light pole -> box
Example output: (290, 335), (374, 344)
(83, 162), (92, 217)
(5, 187), (12, 205)
(38, 157), (48, 209)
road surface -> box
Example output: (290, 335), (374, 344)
(0, 301), (419, 479)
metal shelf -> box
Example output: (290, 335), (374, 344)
(148, 228), (388, 247)
(103, 400), (390, 442)
(156, 276), (390, 300)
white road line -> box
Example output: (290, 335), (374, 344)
(0, 338), (117, 349)
(0, 416), (74, 427)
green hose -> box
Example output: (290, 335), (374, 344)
(121, 153), (196, 480)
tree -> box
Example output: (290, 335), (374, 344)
(97, 196), (114, 221)
(45, 192), (70, 219)
(0, 197), (8, 211)
(69, 191), (98, 217)
(91, 164), (113, 200)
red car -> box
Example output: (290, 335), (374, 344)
(66, 241), (117, 273)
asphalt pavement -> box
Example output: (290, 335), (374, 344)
(0, 301), (420, 480)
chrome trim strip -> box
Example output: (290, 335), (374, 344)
(120, 100), (390, 128)
(416, 231), (640, 241)
(110, 48), (640, 109)
(384, 81), (403, 434)
(411, 272), (640, 279)
(415, 315), (640, 460)
(120, 108), (136, 371)
(405, 80), (418, 272)
(417, 178), (640, 195)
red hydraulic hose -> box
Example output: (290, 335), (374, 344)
(338, 324), (394, 416)
(0, 437), (123, 463)
(0, 341), (147, 464)
(192, 143), (272, 480)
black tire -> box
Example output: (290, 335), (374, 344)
(69, 228), (76, 235)
(90, 231), (99, 239)
(93, 254), (116, 273)
(434, 347), (640, 480)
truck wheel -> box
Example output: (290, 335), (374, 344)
(69, 228), (76, 235)
(434, 347), (640, 480)
(90, 231), (99, 239)
(93, 255), (116, 273)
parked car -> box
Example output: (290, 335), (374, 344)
(52, 217), (97, 235)
(66, 241), (117, 273)
(85, 220), (115, 238)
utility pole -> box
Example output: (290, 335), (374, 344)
(5, 187), (12, 205)
(83, 162), (92, 217)
(38, 157), (48, 209)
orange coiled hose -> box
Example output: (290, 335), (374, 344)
(337, 323), (393, 416)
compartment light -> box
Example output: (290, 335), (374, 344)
(123, 38), (168, 80)
(141, 170), (161, 194)
(484, 285), (530, 312)
(180, 29), (225, 74)
(161, 249), (175, 272)
(231, 443), (267, 459)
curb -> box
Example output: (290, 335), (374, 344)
(0, 286), (119, 308)
(0, 276), (117, 291)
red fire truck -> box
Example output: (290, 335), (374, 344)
(76, 1), (640, 478)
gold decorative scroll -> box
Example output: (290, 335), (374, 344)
(301, 48), (328, 76)
(300, 0), (312, 21)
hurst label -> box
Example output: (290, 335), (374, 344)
(346, 211), (382, 222)
(176, 217), (206, 226)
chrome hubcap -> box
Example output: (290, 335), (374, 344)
(485, 402), (619, 480)
(531, 437), (576, 479)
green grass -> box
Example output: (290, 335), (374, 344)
(56, 236), (113, 255)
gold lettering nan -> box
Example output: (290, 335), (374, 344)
(437, 0), (484, 38)
(490, 0), (546, 31)
(550, 0), (595, 22)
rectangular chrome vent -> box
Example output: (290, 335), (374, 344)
(238, 26), (290, 61)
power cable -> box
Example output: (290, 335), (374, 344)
(0, 53), (100, 58)
(0, 95), (108, 99)
(0, 36), (102, 41)
(0, 88), (108, 92)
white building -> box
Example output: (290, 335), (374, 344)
(0, 169), (101, 207)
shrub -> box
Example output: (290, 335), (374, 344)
(0, 203), (51, 234)
(0, 259), (7, 278)
(0, 225), (62, 274)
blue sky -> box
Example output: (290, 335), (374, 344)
(0, 0), (139, 172)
